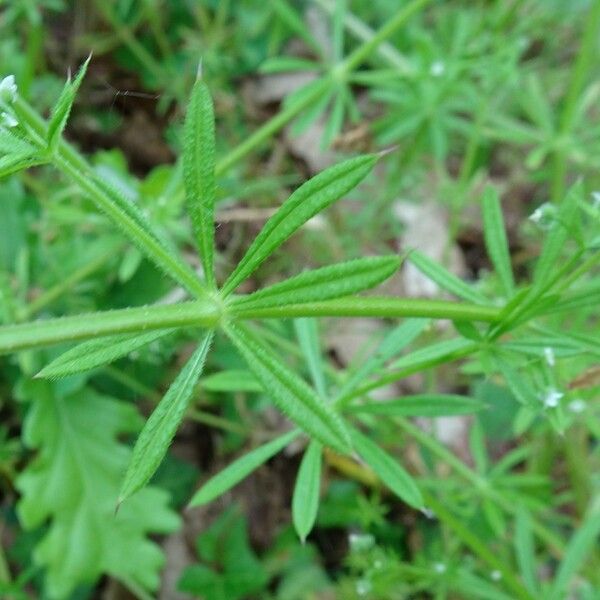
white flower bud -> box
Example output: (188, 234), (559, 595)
(0, 75), (17, 104)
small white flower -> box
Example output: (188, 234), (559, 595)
(568, 399), (586, 414)
(434, 562), (446, 574)
(0, 112), (17, 128)
(490, 570), (502, 581)
(356, 579), (372, 596)
(543, 388), (563, 408)
(421, 507), (436, 519)
(529, 203), (557, 230)
(544, 347), (555, 367)
(0, 75), (17, 103)
(349, 533), (375, 552)
(430, 61), (445, 77)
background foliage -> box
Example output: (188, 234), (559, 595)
(0, 1), (599, 599)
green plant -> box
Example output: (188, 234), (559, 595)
(1, 2), (600, 598)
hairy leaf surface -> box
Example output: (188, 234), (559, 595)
(47, 55), (91, 152)
(222, 155), (377, 295)
(184, 79), (216, 287)
(37, 330), (173, 379)
(225, 323), (351, 453)
(119, 332), (213, 503)
(231, 256), (400, 310)
(292, 440), (322, 542)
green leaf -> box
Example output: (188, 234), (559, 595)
(199, 369), (262, 393)
(408, 249), (488, 304)
(390, 337), (477, 371)
(295, 318), (327, 398)
(338, 319), (429, 398)
(178, 507), (268, 600)
(37, 330), (173, 379)
(221, 154), (377, 295)
(533, 183), (581, 289)
(0, 153), (46, 179)
(292, 440), (322, 542)
(549, 501), (600, 600)
(225, 323), (351, 453)
(47, 55), (91, 152)
(351, 428), (423, 509)
(348, 394), (485, 417)
(189, 430), (299, 506)
(119, 332), (213, 503)
(0, 300), (219, 354)
(231, 256), (401, 310)
(184, 78), (216, 288)
(16, 382), (179, 599)
(482, 187), (515, 297)
(515, 508), (539, 595)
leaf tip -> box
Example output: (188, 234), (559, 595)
(196, 58), (203, 81)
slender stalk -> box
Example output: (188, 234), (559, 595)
(551, 0), (600, 201)
(17, 245), (120, 321)
(230, 296), (501, 323)
(0, 301), (220, 354)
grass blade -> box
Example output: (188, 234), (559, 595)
(294, 318), (327, 398)
(408, 249), (488, 304)
(351, 427), (423, 509)
(348, 394), (486, 417)
(119, 332), (213, 503)
(515, 508), (539, 595)
(183, 78), (216, 288)
(221, 154), (377, 295)
(225, 323), (352, 453)
(549, 501), (600, 600)
(36, 330), (173, 379)
(189, 430), (299, 506)
(292, 440), (322, 542)
(47, 55), (91, 152)
(230, 256), (400, 310)
(482, 187), (515, 297)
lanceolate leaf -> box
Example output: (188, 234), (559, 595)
(230, 256), (401, 310)
(351, 428), (423, 509)
(549, 502), (600, 600)
(225, 323), (352, 453)
(482, 187), (515, 297)
(292, 440), (322, 542)
(47, 54), (91, 152)
(37, 330), (174, 379)
(184, 78), (217, 287)
(221, 154), (377, 295)
(348, 394), (485, 417)
(0, 153), (46, 179)
(295, 318), (327, 398)
(119, 332), (213, 503)
(408, 249), (488, 304)
(189, 429), (299, 506)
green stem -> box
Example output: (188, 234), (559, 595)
(339, 0), (431, 74)
(214, 0), (431, 175)
(551, 0), (600, 201)
(13, 97), (207, 299)
(230, 296), (501, 323)
(17, 244), (120, 321)
(0, 301), (219, 354)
